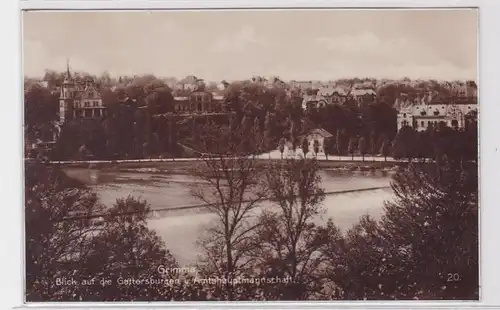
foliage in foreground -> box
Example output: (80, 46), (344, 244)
(25, 162), (204, 301)
(26, 136), (478, 301)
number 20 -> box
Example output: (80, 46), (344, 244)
(447, 273), (460, 282)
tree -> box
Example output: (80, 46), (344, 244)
(264, 113), (273, 159)
(323, 139), (330, 160)
(347, 137), (357, 161)
(290, 121), (298, 152)
(24, 84), (59, 139)
(301, 137), (309, 158)
(382, 156), (478, 299)
(392, 126), (418, 162)
(369, 130), (377, 157)
(189, 124), (268, 300)
(145, 81), (175, 114)
(380, 138), (392, 162)
(358, 137), (368, 162)
(25, 162), (192, 301)
(253, 117), (262, 155)
(278, 138), (285, 159)
(336, 130), (344, 158)
(313, 140), (320, 158)
(250, 158), (328, 299)
(324, 155), (478, 300)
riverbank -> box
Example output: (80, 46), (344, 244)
(57, 157), (403, 171)
(60, 159), (401, 186)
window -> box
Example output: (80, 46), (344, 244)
(421, 121), (424, 127)
(403, 113), (406, 118)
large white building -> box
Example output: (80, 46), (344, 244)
(397, 99), (478, 132)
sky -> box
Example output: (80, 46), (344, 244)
(22, 9), (478, 82)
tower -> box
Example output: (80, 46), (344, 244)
(59, 59), (74, 124)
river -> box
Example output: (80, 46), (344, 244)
(69, 168), (395, 265)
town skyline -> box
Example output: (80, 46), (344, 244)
(23, 9), (477, 81)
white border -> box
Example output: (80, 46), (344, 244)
(3, 0), (500, 308)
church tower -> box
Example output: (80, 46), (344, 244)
(59, 59), (74, 124)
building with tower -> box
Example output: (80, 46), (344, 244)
(58, 60), (107, 124)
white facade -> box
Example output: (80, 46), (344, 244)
(305, 132), (326, 153)
(397, 103), (477, 132)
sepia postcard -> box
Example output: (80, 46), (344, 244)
(23, 9), (479, 302)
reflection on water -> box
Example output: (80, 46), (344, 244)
(147, 188), (394, 265)
(66, 168), (394, 265)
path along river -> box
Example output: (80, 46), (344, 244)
(65, 168), (395, 265)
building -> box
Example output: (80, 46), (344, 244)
(290, 80), (323, 90)
(59, 61), (107, 124)
(350, 88), (376, 105)
(301, 128), (333, 154)
(397, 99), (477, 132)
(318, 87), (349, 104)
(174, 75), (200, 92)
(302, 87), (352, 110)
(173, 90), (225, 114)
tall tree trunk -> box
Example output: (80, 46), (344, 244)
(224, 217), (234, 300)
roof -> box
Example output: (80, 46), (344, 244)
(308, 128), (333, 138)
(351, 89), (376, 96)
(413, 115), (447, 119)
(318, 87), (347, 97)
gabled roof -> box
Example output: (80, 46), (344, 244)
(308, 128), (333, 138)
(351, 89), (376, 96)
(80, 85), (102, 100)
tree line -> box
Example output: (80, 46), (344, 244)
(25, 71), (475, 164)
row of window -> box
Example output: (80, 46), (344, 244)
(73, 109), (107, 118)
(61, 90), (98, 98)
(403, 106), (474, 118)
(191, 95), (210, 102)
(174, 102), (220, 112)
(415, 120), (444, 128)
(83, 101), (101, 107)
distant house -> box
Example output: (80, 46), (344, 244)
(173, 90), (225, 114)
(58, 61), (107, 124)
(349, 88), (376, 105)
(302, 86), (351, 110)
(300, 128), (333, 154)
